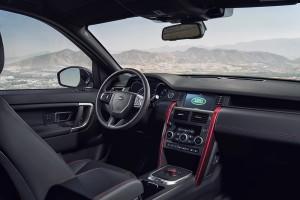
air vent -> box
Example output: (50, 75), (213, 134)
(173, 109), (189, 121)
(191, 112), (209, 124)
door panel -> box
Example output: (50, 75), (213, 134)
(13, 103), (78, 138)
(0, 89), (106, 159)
(13, 102), (94, 139)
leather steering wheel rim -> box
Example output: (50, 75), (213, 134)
(96, 68), (150, 130)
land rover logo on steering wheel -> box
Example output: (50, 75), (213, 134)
(191, 97), (207, 106)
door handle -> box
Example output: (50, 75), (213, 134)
(71, 103), (94, 132)
(54, 111), (73, 123)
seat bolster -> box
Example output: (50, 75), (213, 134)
(69, 159), (91, 174)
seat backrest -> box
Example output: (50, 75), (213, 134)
(0, 33), (75, 200)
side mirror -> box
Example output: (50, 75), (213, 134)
(57, 66), (93, 88)
(162, 22), (206, 41)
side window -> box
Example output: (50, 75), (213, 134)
(0, 10), (92, 90)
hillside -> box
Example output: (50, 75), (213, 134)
(9, 47), (300, 77)
(9, 49), (92, 70)
(217, 38), (300, 59)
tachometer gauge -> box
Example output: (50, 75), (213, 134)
(137, 88), (144, 95)
(130, 81), (143, 93)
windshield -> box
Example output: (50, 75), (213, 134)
(89, 5), (300, 80)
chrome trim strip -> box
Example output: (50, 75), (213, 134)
(71, 103), (94, 132)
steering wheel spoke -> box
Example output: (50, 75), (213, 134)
(107, 115), (116, 127)
(107, 116), (127, 128)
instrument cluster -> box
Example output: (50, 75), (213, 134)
(128, 78), (177, 101)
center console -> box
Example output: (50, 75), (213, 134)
(140, 93), (225, 199)
(165, 107), (212, 156)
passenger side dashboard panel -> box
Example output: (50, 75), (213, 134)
(215, 107), (300, 144)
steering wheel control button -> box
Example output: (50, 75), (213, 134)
(134, 94), (144, 108)
(194, 136), (204, 145)
(100, 93), (112, 103)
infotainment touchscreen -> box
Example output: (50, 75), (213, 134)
(184, 93), (217, 110)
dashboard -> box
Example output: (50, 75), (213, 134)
(112, 72), (300, 146)
(117, 72), (300, 112)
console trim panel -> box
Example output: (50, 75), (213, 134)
(195, 106), (222, 185)
(158, 101), (177, 167)
(148, 166), (192, 186)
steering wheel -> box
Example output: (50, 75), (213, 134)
(96, 68), (150, 130)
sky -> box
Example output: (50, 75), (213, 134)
(1, 4), (300, 57)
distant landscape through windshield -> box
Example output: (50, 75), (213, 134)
(1, 5), (300, 90)
(90, 5), (300, 80)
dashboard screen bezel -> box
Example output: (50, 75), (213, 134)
(184, 93), (217, 111)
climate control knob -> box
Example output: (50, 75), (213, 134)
(179, 134), (188, 143)
(194, 136), (204, 146)
(166, 131), (174, 139)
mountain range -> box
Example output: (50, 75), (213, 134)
(113, 48), (299, 66)
(9, 49), (92, 70)
(7, 38), (300, 79)
(217, 38), (300, 59)
(145, 38), (300, 60)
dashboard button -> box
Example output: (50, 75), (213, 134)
(166, 131), (174, 139)
(194, 136), (204, 145)
(179, 134), (188, 142)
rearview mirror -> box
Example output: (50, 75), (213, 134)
(162, 22), (206, 41)
(57, 66), (93, 88)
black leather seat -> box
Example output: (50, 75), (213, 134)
(0, 33), (143, 200)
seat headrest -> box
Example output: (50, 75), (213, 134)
(0, 33), (4, 74)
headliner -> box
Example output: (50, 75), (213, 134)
(0, 0), (298, 26)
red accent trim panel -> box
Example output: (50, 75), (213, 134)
(158, 101), (177, 167)
(195, 106), (222, 185)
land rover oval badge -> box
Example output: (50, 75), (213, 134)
(191, 97), (207, 106)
